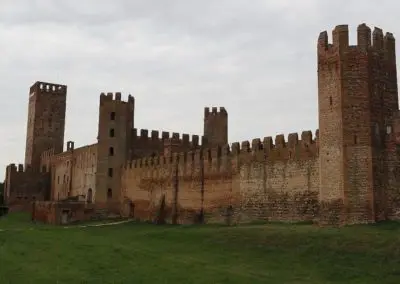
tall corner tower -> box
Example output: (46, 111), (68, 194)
(96, 92), (135, 204)
(24, 81), (67, 170)
(318, 24), (398, 225)
(203, 107), (228, 148)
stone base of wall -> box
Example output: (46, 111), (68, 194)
(32, 201), (123, 225)
(317, 198), (377, 227)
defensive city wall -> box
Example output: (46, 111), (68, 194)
(121, 131), (320, 224)
(4, 23), (400, 226)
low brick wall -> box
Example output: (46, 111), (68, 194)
(32, 201), (122, 225)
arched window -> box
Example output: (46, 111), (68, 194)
(87, 188), (93, 203)
(107, 188), (112, 200)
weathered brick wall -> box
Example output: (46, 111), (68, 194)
(317, 28), (346, 225)
(317, 24), (398, 225)
(385, 113), (400, 220)
(24, 82), (67, 170)
(121, 131), (319, 225)
(203, 107), (228, 148)
(48, 144), (97, 201)
(96, 93), (134, 203)
(4, 164), (50, 205)
(51, 151), (72, 200)
(32, 202), (58, 224)
(130, 128), (204, 159)
(32, 201), (123, 225)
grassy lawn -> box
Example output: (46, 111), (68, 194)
(0, 214), (399, 283)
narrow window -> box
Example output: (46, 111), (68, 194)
(110, 112), (116, 120)
(354, 135), (358, 145)
(109, 129), (115, 137)
(329, 96), (333, 106)
(58, 176), (60, 184)
(107, 188), (112, 199)
(87, 188), (93, 203)
(108, 168), (113, 177)
(109, 147), (114, 156)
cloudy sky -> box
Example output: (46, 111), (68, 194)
(0, 0), (398, 179)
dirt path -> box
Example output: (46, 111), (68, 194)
(67, 219), (134, 229)
(0, 219), (134, 232)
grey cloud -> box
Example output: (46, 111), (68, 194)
(1, 0), (400, 179)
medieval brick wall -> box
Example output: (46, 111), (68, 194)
(121, 131), (319, 224)
(48, 143), (97, 202)
(4, 164), (50, 205)
(130, 129), (205, 159)
(6, 23), (400, 226)
(24, 81), (67, 170)
(385, 112), (400, 219)
(203, 107), (228, 148)
(96, 93), (135, 204)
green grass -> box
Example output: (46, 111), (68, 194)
(0, 214), (399, 283)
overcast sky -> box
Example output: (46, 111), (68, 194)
(0, 0), (398, 179)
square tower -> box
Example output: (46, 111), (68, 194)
(24, 81), (67, 170)
(203, 107), (228, 148)
(317, 24), (398, 225)
(96, 92), (135, 204)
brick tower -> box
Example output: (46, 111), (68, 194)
(24, 81), (67, 171)
(203, 107), (228, 148)
(95, 92), (134, 204)
(318, 24), (398, 225)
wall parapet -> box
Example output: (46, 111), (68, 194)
(132, 128), (206, 147)
(6, 163), (34, 174)
(318, 23), (395, 56)
(204, 106), (227, 117)
(99, 92), (135, 105)
(124, 129), (319, 173)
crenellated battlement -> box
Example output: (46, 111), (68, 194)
(29, 81), (67, 96)
(230, 130), (319, 161)
(131, 128), (206, 146)
(6, 163), (34, 174)
(99, 92), (135, 105)
(318, 23), (395, 56)
(204, 107), (227, 117)
(124, 129), (319, 174)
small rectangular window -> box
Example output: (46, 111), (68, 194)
(109, 129), (115, 137)
(110, 112), (116, 120)
(108, 168), (113, 177)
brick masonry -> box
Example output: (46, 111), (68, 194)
(4, 23), (400, 226)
